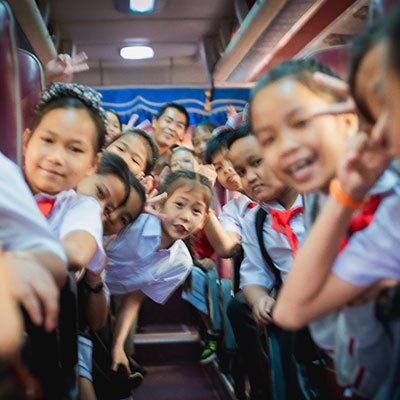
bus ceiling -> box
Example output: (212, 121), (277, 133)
(10, 0), (372, 87)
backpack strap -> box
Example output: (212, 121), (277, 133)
(255, 207), (282, 291)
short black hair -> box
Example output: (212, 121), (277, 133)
(348, 21), (386, 124)
(204, 128), (234, 164)
(107, 129), (159, 175)
(192, 121), (218, 139)
(226, 122), (252, 150)
(97, 151), (132, 206)
(128, 173), (146, 215)
(105, 108), (122, 129)
(156, 102), (190, 130)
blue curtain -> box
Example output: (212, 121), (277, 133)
(98, 87), (250, 126)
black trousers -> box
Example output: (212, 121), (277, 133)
(227, 291), (272, 400)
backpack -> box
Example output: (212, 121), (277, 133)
(255, 207), (330, 400)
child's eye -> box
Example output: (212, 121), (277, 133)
(215, 166), (222, 173)
(120, 216), (130, 226)
(260, 136), (275, 147)
(104, 207), (111, 216)
(97, 186), (105, 200)
(293, 119), (308, 129)
(253, 159), (262, 167)
(115, 145), (124, 152)
(193, 208), (203, 215)
(70, 146), (83, 153)
(236, 169), (245, 177)
(131, 158), (140, 165)
(175, 202), (183, 208)
(41, 136), (53, 144)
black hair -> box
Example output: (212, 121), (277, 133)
(156, 102), (190, 130)
(249, 59), (346, 131)
(105, 108), (122, 130)
(226, 122), (252, 150)
(128, 173), (146, 215)
(203, 127), (234, 164)
(160, 170), (213, 209)
(172, 146), (196, 156)
(97, 151), (131, 206)
(107, 129), (159, 175)
(387, 5), (400, 73)
(30, 83), (107, 153)
(192, 121), (218, 139)
(348, 21), (386, 123)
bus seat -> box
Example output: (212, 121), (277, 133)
(18, 49), (44, 132)
(306, 45), (351, 80)
(0, 0), (22, 164)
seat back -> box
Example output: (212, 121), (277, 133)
(18, 49), (44, 133)
(0, 0), (22, 164)
(307, 45), (351, 80)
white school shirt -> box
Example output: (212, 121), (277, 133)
(332, 172), (400, 286)
(239, 196), (305, 290)
(0, 152), (66, 261)
(219, 193), (256, 236)
(35, 190), (105, 273)
(105, 213), (193, 304)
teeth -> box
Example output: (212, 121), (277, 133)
(287, 157), (314, 174)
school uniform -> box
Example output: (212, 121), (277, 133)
(0, 152), (66, 260)
(239, 195), (305, 289)
(228, 195), (305, 399)
(35, 189), (106, 273)
(105, 213), (193, 304)
(182, 193), (256, 314)
(303, 170), (399, 398)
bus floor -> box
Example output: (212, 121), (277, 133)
(131, 292), (235, 400)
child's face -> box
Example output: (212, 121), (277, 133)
(170, 150), (196, 172)
(77, 173), (127, 224)
(192, 127), (211, 162)
(161, 186), (207, 243)
(105, 111), (121, 139)
(103, 188), (143, 235)
(212, 149), (242, 192)
(251, 78), (355, 193)
(229, 135), (285, 202)
(152, 107), (187, 150)
(107, 135), (148, 176)
(355, 41), (386, 127)
(24, 108), (98, 195)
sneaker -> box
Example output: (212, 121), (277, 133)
(200, 339), (217, 364)
(128, 371), (144, 389)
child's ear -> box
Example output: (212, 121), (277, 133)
(86, 152), (101, 177)
(23, 128), (31, 151)
(340, 113), (359, 136)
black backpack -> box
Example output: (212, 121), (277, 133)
(255, 207), (330, 400)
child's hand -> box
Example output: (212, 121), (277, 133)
(126, 113), (139, 130)
(155, 166), (170, 188)
(144, 192), (168, 221)
(44, 52), (89, 85)
(226, 105), (238, 119)
(4, 253), (59, 332)
(112, 344), (131, 374)
(337, 129), (391, 202)
(310, 72), (356, 117)
(197, 164), (217, 187)
(136, 172), (155, 195)
(252, 294), (275, 326)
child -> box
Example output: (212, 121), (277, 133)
(104, 109), (122, 141)
(191, 121), (217, 164)
(104, 170), (213, 374)
(249, 58), (397, 397)
(170, 146), (197, 172)
(106, 128), (158, 177)
(225, 124), (304, 399)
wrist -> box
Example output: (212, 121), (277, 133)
(329, 178), (367, 209)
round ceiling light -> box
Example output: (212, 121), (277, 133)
(120, 46), (154, 60)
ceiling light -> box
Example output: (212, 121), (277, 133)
(120, 46), (154, 60)
(129, 0), (155, 13)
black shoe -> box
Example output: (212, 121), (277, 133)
(128, 371), (144, 389)
(128, 356), (147, 376)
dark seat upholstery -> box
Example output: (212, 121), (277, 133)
(18, 49), (44, 133)
(0, 0), (22, 164)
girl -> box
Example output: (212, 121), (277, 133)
(104, 109), (122, 140)
(170, 146), (197, 172)
(104, 170), (213, 373)
(191, 121), (217, 163)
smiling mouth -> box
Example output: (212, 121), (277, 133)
(285, 155), (316, 177)
(40, 167), (64, 177)
(252, 184), (264, 193)
(227, 175), (237, 183)
(174, 224), (188, 234)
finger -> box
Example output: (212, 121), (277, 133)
(19, 287), (42, 327)
(111, 359), (118, 372)
(126, 114), (139, 129)
(136, 119), (152, 130)
(310, 98), (356, 118)
(104, 235), (117, 250)
(146, 192), (167, 204)
(313, 72), (350, 96)
(371, 111), (388, 147)
(143, 206), (167, 221)
(32, 278), (59, 332)
(70, 63), (90, 73)
(71, 51), (88, 65)
(147, 188), (158, 199)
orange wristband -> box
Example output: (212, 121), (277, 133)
(329, 178), (365, 209)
